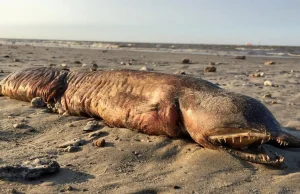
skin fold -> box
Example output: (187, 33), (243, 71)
(1, 67), (300, 166)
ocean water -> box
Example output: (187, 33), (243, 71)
(1, 38), (300, 58)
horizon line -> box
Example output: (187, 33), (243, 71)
(0, 37), (299, 47)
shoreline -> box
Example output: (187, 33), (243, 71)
(1, 39), (300, 59)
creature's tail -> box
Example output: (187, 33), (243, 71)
(0, 67), (69, 103)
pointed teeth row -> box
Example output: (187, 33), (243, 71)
(276, 139), (289, 146)
(213, 135), (270, 144)
(259, 154), (270, 162)
(260, 155), (284, 163)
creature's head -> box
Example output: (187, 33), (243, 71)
(180, 89), (285, 166)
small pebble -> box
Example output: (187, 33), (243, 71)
(235, 56), (246, 60)
(249, 73), (261, 78)
(83, 120), (98, 132)
(68, 123), (75, 127)
(74, 60), (82, 64)
(263, 93), (272, 98)
(61, 63), (68, 70)
(264, 61), (275, 65)
(264, 80), (273, 86)
(90, 63), (98, 71)
(65, 185), (74, 191)
(63, 146), (80, 153)
(92, 139), (105, 147)
(181, 58), (191, 64)
(13, 123), (26, 128)
(31, 97), (46, 108)
(204, 66), (216, 72)
(140, 66), (153, 71)
(175, 70), (186, 75)
(58, 138), (86, 148)
(88, 130), (103, 138)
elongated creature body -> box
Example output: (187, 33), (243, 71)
(1, 67), (300, 166)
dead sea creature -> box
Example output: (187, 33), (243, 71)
(1, 67), (300, 166)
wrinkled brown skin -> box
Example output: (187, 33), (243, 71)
(1, 67), (300, 166)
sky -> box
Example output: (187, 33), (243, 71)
(0, 0), (299, 46)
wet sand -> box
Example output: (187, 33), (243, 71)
(1, 44), (300, 194)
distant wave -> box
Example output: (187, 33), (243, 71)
(266, 52), (286, 56)
(288, 53), (300, 57)
(235, 47), (275, 51)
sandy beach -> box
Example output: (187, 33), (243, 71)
(1, 42), (300, 194)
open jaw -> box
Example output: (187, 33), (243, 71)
(208, 130), (287, 166)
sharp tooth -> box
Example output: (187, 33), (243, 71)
(261, 139), (264, 144)
(279, 157), (284, 162)
(240, 136), (242, 142)
(248, 136), (251, 140)
(232, 137), (235, 143)
(223, 138), (226, 143)
(268, 136), (271, 141)
(286, 142), (289, 146)
(280, 141), (283, 146)
(266, 155), (270, 161)
(217, 139), (221, 143)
